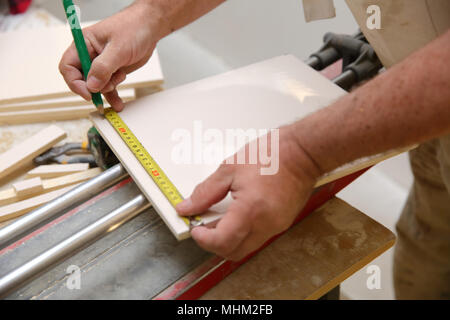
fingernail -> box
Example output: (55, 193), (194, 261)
(113, 105), (124, 112)
(115, 102), (124, 112)
(190, 227), (203, 238)
(176, 198), (193, 213)
(87, 76), (102, 92)
(81, 90), (92, 101)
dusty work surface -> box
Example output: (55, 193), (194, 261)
(201, 197), (395, 300)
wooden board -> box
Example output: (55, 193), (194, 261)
(42, 167), (101, 190)
(315, 145), (414, 187)
(0, 105), (97, 125)
(0, 184), (80, 222)
(26, 163), (89, 179)
(200, 197), (396, 300)
(13, 177), (43, 197)
(0, 188), (17, 207)
(0, 125), (67, 182)
(0, 168), (101, 206)
(92, 55), (351, 240)
(0, 89), (136, 112)
(92, 55), (411, 240)
(0, 24), (163, 105)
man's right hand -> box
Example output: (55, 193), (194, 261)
(59, 0), (226, 111)
(59, 1), (161, 111)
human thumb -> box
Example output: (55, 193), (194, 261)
(86, 44), (122, 93)
(176, 165), (233, 216)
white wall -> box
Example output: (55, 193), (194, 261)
(179, 0), (358, 68)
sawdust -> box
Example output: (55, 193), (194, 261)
(299, 233), (326, 256)
(310, 275), (323, 287)
(324, 210), (367, 248)
(0, 131), (14, 153)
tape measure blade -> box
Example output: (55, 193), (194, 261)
(104, 109), (184, 208)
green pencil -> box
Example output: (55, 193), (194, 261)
(62, 0), (104, 114)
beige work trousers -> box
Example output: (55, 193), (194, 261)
(394, 135), (450, 299)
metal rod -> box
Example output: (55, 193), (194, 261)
(305, 56), (321, 69)
(0, 195), (150, 298)
(0, 163), (128, 249)
(332, 69), (357, 90)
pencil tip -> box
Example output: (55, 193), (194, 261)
(97, 104), (105, 115)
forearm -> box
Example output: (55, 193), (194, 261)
(291, 30), (450, 175)
(136, 0), (226, 40)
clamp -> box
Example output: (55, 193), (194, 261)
(306, 31), (383, 90)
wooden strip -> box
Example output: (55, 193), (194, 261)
(27, 163), (90, 179)
(0, 168), (102, 206)
(0, 89), (136, 112)
(0, 125), (67, 181)
(0, 184), (80, 222)
(42, 168), (102, 191)
(134, 86), (164, 98)
(0, 105), (96, 125)
(315, 145), (415, 187)
(13, 177), (43, 197)
(0, 189), (17, 207)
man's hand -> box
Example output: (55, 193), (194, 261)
(59, 2), (160, 111)
(59, 0), (226, 111)
(176, 127), (322, 261)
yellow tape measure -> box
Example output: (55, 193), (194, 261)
(104, 108), (200, 227)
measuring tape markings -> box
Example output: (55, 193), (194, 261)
(104, 108), (202, 227)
